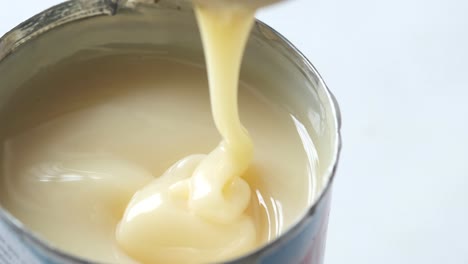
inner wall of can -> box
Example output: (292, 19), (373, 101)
(0, 0), (339, 263)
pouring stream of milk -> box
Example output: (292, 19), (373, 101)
(116, 5), (261, 264)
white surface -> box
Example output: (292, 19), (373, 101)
(1, 0), (468, 263)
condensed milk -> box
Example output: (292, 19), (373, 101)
(0, 55), (310, 263)
(0, 1), (340, 264)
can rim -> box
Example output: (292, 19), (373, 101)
(0, 1), (342, 263)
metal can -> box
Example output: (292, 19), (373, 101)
(0, 0), (341, 263)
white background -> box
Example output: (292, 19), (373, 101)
(1, 0), (468, 263)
